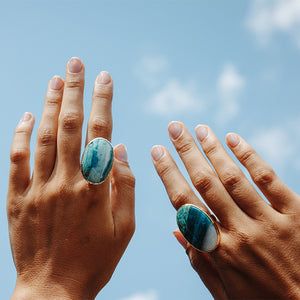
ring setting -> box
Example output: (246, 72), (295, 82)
(81, 137), (114, 185)
(176, 204), (220, 252)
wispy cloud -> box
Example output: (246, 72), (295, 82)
(117, 290), (159, 300)
(249, 117), (300, 174)
(246, 0), (300, 46)
(136, 55), (245, 123)
(217, 64), (245, 99)
(134, 55), (169, 89)
(215, 64), (245, 125)
(146, 79), (204, 117)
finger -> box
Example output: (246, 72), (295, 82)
(186, 242), (227, 300)
(57, 57), (85, 174)
(226, 133), (299, 213)
(195, 125), (273, 219)
(86, 71), (113, 144)
(33, 76), (64, 182)
(168, 122), (243, 227)
(9, 113), (35, 194)
(111, 144), (135, 240)
(151, 145), (206, 212)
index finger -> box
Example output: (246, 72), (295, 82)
(151, 145), (205, 211)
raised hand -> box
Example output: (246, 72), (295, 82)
(8, 58), (135, 300)
(152, 121), (300, 299)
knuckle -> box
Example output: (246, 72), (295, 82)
(193, 173), (213, 194)
(46, 91), (62, 105)
(60, 112), (83, 130)
(7, 198), (22, 220)
(252, 167), (275, 186)
(203, 142), (218, 158)
(157, 162), (172, 180)
(10, 148), (30, 163)
(65, 78), (82, 89)
(239, 149), (255, 164)
(24, 200), (40, 220)
(89, 118), (112, 136)
(38, 128), (56, 146)
(222, 169), (242, 189)
(121, 172), (136, 189)
(170, 190), (190, 210)
(93, 85), (113, 101)
(176, 141), (193, 156)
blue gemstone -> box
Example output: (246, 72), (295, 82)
(177, 205), (219, 252)
(81, 138), (114, 184)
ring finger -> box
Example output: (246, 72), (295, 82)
(85, 71), (113, 144)
(57, 57), (85, 175)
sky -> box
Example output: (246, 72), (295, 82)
(0, 0), (300, 299)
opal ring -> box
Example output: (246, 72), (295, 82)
(176, 204), (220, 252)
(81, 137), (114, 185)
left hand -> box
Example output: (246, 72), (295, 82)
(7, 58), (135, 300)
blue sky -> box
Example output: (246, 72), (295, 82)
(1, 1), (300, 299)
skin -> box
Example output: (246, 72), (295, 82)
(7, 58), (135, 300)
(152, 121), (300, 300)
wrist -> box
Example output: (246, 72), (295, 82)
(11, 276), (92, 300)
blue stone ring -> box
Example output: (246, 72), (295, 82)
(176, 204), (220, 252)
(81, 137), (114, 185)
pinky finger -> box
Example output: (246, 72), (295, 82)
(226, 133), (299, 213)
(9, 112), (35, 194)
(111, 144), (136, 241)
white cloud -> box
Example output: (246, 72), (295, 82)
(146, 79), (204, 116)
(250, 127), (295, 171)
(117, 290), (159, 300)
(135, 56), (169, 88)
(215, 64), (245, 124)
(246, 0), (300, 45)
(217, 64), (245, 99)
(136, 55), (245, 122)
(249, 117), (300, 174)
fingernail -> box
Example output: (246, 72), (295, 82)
(168, 122), (183, 140)
(68, 57), (82, 73)
(50, 76), (64, 90)
(227, 133), (240, 147)
(195, 125), (208, 142)
(115, 144), (128, 163)
(151, 145), (164, 161)
(97, 71), (111, 84)
(21, 112), (32, 122)
(173, 229), (188, 250)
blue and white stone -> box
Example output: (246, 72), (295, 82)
(81, 138), (114, 184)
(177, 205), (219, 252)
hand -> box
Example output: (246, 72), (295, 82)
(7, 58), (135, 300)
(152, 121), (300, 300)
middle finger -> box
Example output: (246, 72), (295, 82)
(168, 121), (243, 227)
(57, 57), (85, 174)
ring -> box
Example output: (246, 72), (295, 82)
(81, 137), (114, 185)
(176, 204), (220, 252)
